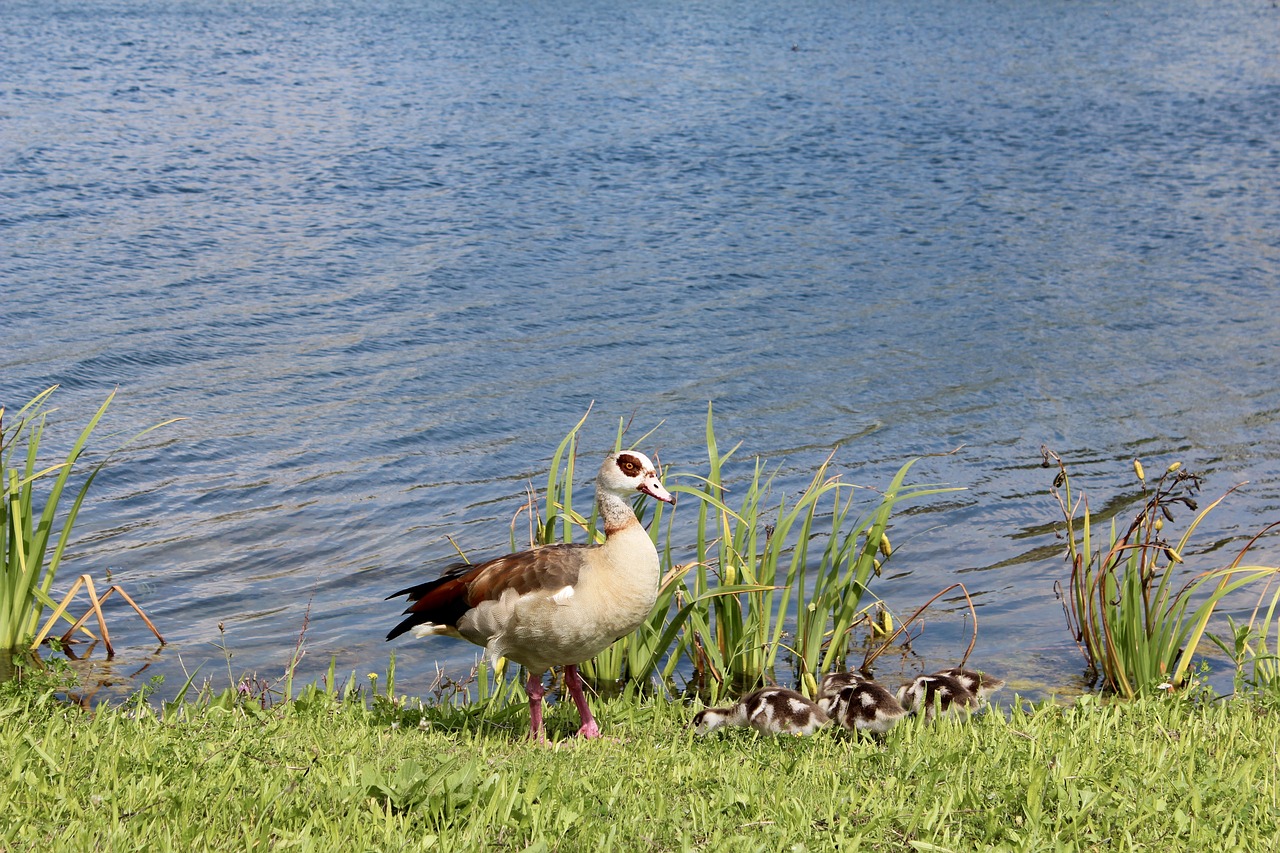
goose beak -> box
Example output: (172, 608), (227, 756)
(638, 478), (675, 505)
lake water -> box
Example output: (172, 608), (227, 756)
(3, 0), (1279, 705)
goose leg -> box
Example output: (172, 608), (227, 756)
(563, 664), (601, 739)
(526, 671), (547, 742)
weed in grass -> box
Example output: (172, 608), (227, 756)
(1215, 570), (1280, 700)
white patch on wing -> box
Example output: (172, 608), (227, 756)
(550, 585), (575, 604)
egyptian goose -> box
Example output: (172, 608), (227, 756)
(895, 673), (979, 721)
(817, 670), (868, 702)
(931, 666), (1005, 702)
(386, 451), (674, 741)
(691, 687), (830, 736)
(817, 678), (907, 735)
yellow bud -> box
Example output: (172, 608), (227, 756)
(1164, 546), (1183, 564)
(1134, 459), (1146, 481)
(1154, 517), (1164, 532)
(1166, 461), (1182, 473)
(803, 672), (818, 698)
(872, 607), (894, 637)
(872, 557), (883, 577)
(879, 533), (892, 557)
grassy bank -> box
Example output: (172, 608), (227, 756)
(7, 404), (1280, 850)
(4, 678), (1279, 851)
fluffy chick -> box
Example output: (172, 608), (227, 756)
(692, 687), (830, 736)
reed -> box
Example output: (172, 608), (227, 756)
(1211, 524), (1280, 697)
(1047, 448), (1280, 698)
(2, 388), (114, 653)
(1, 387), (178, 655)
(679, 406), (961, 697)
(500, 406), (960, 701)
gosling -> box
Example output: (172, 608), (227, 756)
(692, 687), (830, 736)
(817, 670), (869, 702)
(896, 673), (979, 721)
(819, 680), (908, 735)
(931, 666), (1005, 702)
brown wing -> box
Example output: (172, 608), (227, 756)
(385, 543), (588, 641)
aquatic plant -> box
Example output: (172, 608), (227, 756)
(501, 406), (960, 700)
(676, 407), (960, 698)
(1047, 448), (1280, 698)
(2, 388), (114, 654)
(1, 387), (177, 655)
(1211, 532), (1280, 699)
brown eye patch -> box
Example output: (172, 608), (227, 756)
(616, 453), (642, 476)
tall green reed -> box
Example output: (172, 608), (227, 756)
(507, 405), (960, 700)
(1211, 522), (1280, 697)
(681, 405), (961, 697)
(2, 388), (113, 653)
(1, 387), (178, 654)
(1047, 448), (1280, 698)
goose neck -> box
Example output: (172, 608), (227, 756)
(597, 490), (638, 535)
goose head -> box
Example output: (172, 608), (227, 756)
(599, 451), (675, 505)
(896, 674), (977, 720)
(818, 670), (867, 702)
(932, 666), (1005, 701)
(690, 707), (731, 735)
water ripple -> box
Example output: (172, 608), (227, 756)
(3, 0), (1279, 703)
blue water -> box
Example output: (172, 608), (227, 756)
(3, 0), (1279, 704)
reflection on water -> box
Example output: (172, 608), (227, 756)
(3, 0), (1279, 705)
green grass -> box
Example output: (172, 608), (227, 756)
(4, 673), (1280, 851)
